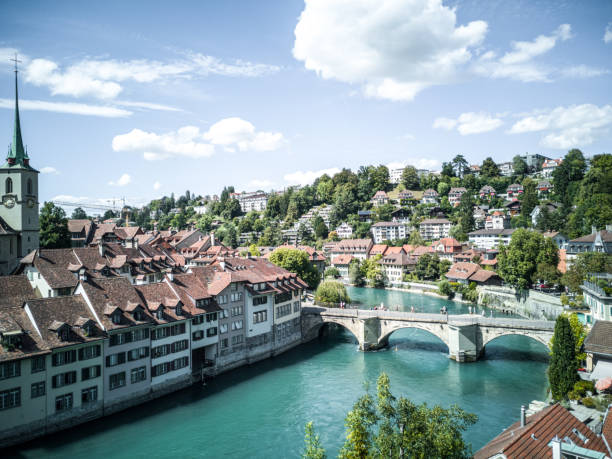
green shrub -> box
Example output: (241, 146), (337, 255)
(574, 380), (595, 396)
(581, 397), (595, 408)
(324, 267), (340, 279)
(438, 280), (454, 298)
(314, 280), (351, 306)
(568, 390), (581, 401)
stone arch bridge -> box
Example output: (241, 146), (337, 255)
(301, 306), (554, 362)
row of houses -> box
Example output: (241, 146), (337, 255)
(0, 256), (307, 447)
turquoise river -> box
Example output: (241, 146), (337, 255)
(7, 287), (550, 458)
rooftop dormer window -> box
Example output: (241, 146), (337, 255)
(157, 309), (164, 320)
(112, 312), (121, 325)
(59, 328), (70, 341)
(134, 310), (143, 321)
(176, 304), (182, 316)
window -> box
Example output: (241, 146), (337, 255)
(206, 312), (217, 322)
(253, 310), (267, 324)
(219, 324), (228, 334)
(275, 292), (292, 304)
(31, 381), (45, 398)
(173, 356), (188, 370)
(0, 361), (20, 379)
(55, 393), (73, 412)
(131, 366), (147, 384)
(206, 327), (217, 337)
(231, 335), (244, 345)
(217, 295), (227, 304)
(0, 388), (20, 411)
(52, 349), (77, 367)
(231, 320), (243, 331)
(221, 309), (229, 319)
(230, 292), (243, 302)
(106, 352), (126, 367)
(192, 330), (204, 341)
(231, 306), (243, 316)
(27, 178), (32, 195)
(81, 365), (101, 381)
(109, 372), (126, 390)
(171, 339), (189, 353)
(293, 301), (300, 313)
(5, 177), (12, 194)
(192, 315), (205, 325)
(79, 344), (101, 361)
(127, 346), (149, 361)
(253, 296), (267, 306)
(276, 304), (292, 319)
(52, 371), (77, 388)
(81, 386), (98, 404)
(221, 338), (229, 349)
(152, 344), (170, 358)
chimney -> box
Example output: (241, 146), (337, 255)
(549, 436), (561, 459)
(607, 224), (612, 232)
(211, 232), (215, 247)
(592, 225), (597, 234)
(98, 243), (105, 257)
(520, 405), (526, 427)
(167, 271), (174, 282)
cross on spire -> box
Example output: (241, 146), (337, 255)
(9, 53), (21, 73)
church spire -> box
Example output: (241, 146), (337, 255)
(6, 53), (30, 168)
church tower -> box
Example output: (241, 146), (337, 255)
(0, 57), (40, 261)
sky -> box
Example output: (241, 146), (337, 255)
(0, 0), (611, 211)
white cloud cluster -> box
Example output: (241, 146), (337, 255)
(293, 0), (487, 101)
(23, 53), (279, 101)
(153, 181), (161, 190)
(108, 173), (132, 187)
(509, 104), (612, 149)
(386, 158), (441, 171)
(112, 117), (285, 160)
(433, 112), (503, 135)
(283, 167), (341, 186)
(605, 23), (612, 44)
(474, 24), (572, 82)
(0, 98), (132, 118)
(40, 166), (59, 174)
(248, 179), (275, 189)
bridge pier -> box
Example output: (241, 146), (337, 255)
(447, 324), (482, 363)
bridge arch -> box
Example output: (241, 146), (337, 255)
(482, 330), (551, 351)
(378, 322), (449, 349)
(303, 315), (362, 344)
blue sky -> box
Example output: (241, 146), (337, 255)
(0, 0), (611, 211)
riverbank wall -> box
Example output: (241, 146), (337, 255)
(478, 286), (564, 320)
(0, 335), (304, 449)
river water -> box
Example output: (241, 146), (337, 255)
(10, 287), (549, 458)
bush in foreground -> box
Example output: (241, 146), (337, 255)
(314, 280), (351, 306)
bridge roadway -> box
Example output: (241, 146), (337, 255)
(301, 306), (555, 362)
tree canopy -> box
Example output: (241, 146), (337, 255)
(270, 247), (321, 289)
(548, 316), (578, 401)
(40, 202), (71, 249)
(314, 280), (351, 305)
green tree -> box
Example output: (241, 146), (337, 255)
(438, 280), (454, 298)
(333, 373), (477, 459)
(70, 207), (88, 219)
(497, 229), (559, 289)
(270, 247), (320, 289)
(248, 244), (261, 257)
(314, 280), (351, 305)
(415, 253), (441, 280)
(512, 155), (528, 177)
(553, 149), (586, 206)
(548, 316), (578, 401)
(302, 422), (326, 459)
(481, 157), (500, 178)
(550, 313), (587, 367)
(452, 154), (469, 178)
(401, 166), (420, 190)
(361, 255), (385, 288)
(520, 178), (538, 219)
(441, 161), (455, 178)
(324, 267), (340, 278)
(349, 259), (365, 286)
(39, 202), (71, 249)
(313, 216), (329, 240)
(561, 252), (612, 293)
(374, 203), (394, 222)
(407, 230), (424, 246)
(371, 165), (391, 193)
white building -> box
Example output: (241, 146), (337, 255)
(232, 192), (268, 213)
(498, 162), (514, 177)
(419, 218), (451, 240)
(335, 222), (353, 239)
(389, 168), (404, 184)
(468, 228), (515, 249)
(370, 222), (407, 244)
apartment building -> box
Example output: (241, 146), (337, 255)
(419, 218), (451, 240)
(379, 252), (414, 285)
(335, 222), (353, 239)
(370, 221), (407, 243)
(389, 167), (403, 184)
(231, 191), (268, 213)
(497, 162), (514, 176)
(448, 187), (467, 206)
(331, 238), (373, 261)
(468, 228), (516, 249)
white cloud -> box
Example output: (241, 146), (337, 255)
(0, 98), (132, 117)
(561, 65), (609, 79)
(40, 166), (59, 174)
(188, 53), (280, 77)
(474, 24), (573, 82)
(293, 0), (487, 101)
(40, 166), (59, 175)
(433, 112), (503, 135)
(153, 181), (161, 190)
(21, 52), (278, 101)
(605, 23), (612, 43)
(284, 167), (341, 186)
(115, 100), (182, 112)
(108, 173), (132, 187)
(113, 118), (285, 160)
(203, 117), (284, 152)
(386, 159), (441, 171)
(509, 104), (612, 149)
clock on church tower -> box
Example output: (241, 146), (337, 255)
(0, 55), (39, 274)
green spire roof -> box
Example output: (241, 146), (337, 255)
(4, 65), (34, 170)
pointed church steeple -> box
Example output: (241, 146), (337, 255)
(5, 54), (32, 169)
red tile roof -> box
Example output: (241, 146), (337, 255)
(475, 403), (607, 459)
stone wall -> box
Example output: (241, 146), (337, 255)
(478, 286), (564, 320)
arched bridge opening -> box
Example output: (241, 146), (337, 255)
(481, 332), (551, 362)
(378, 324), (449, 354)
